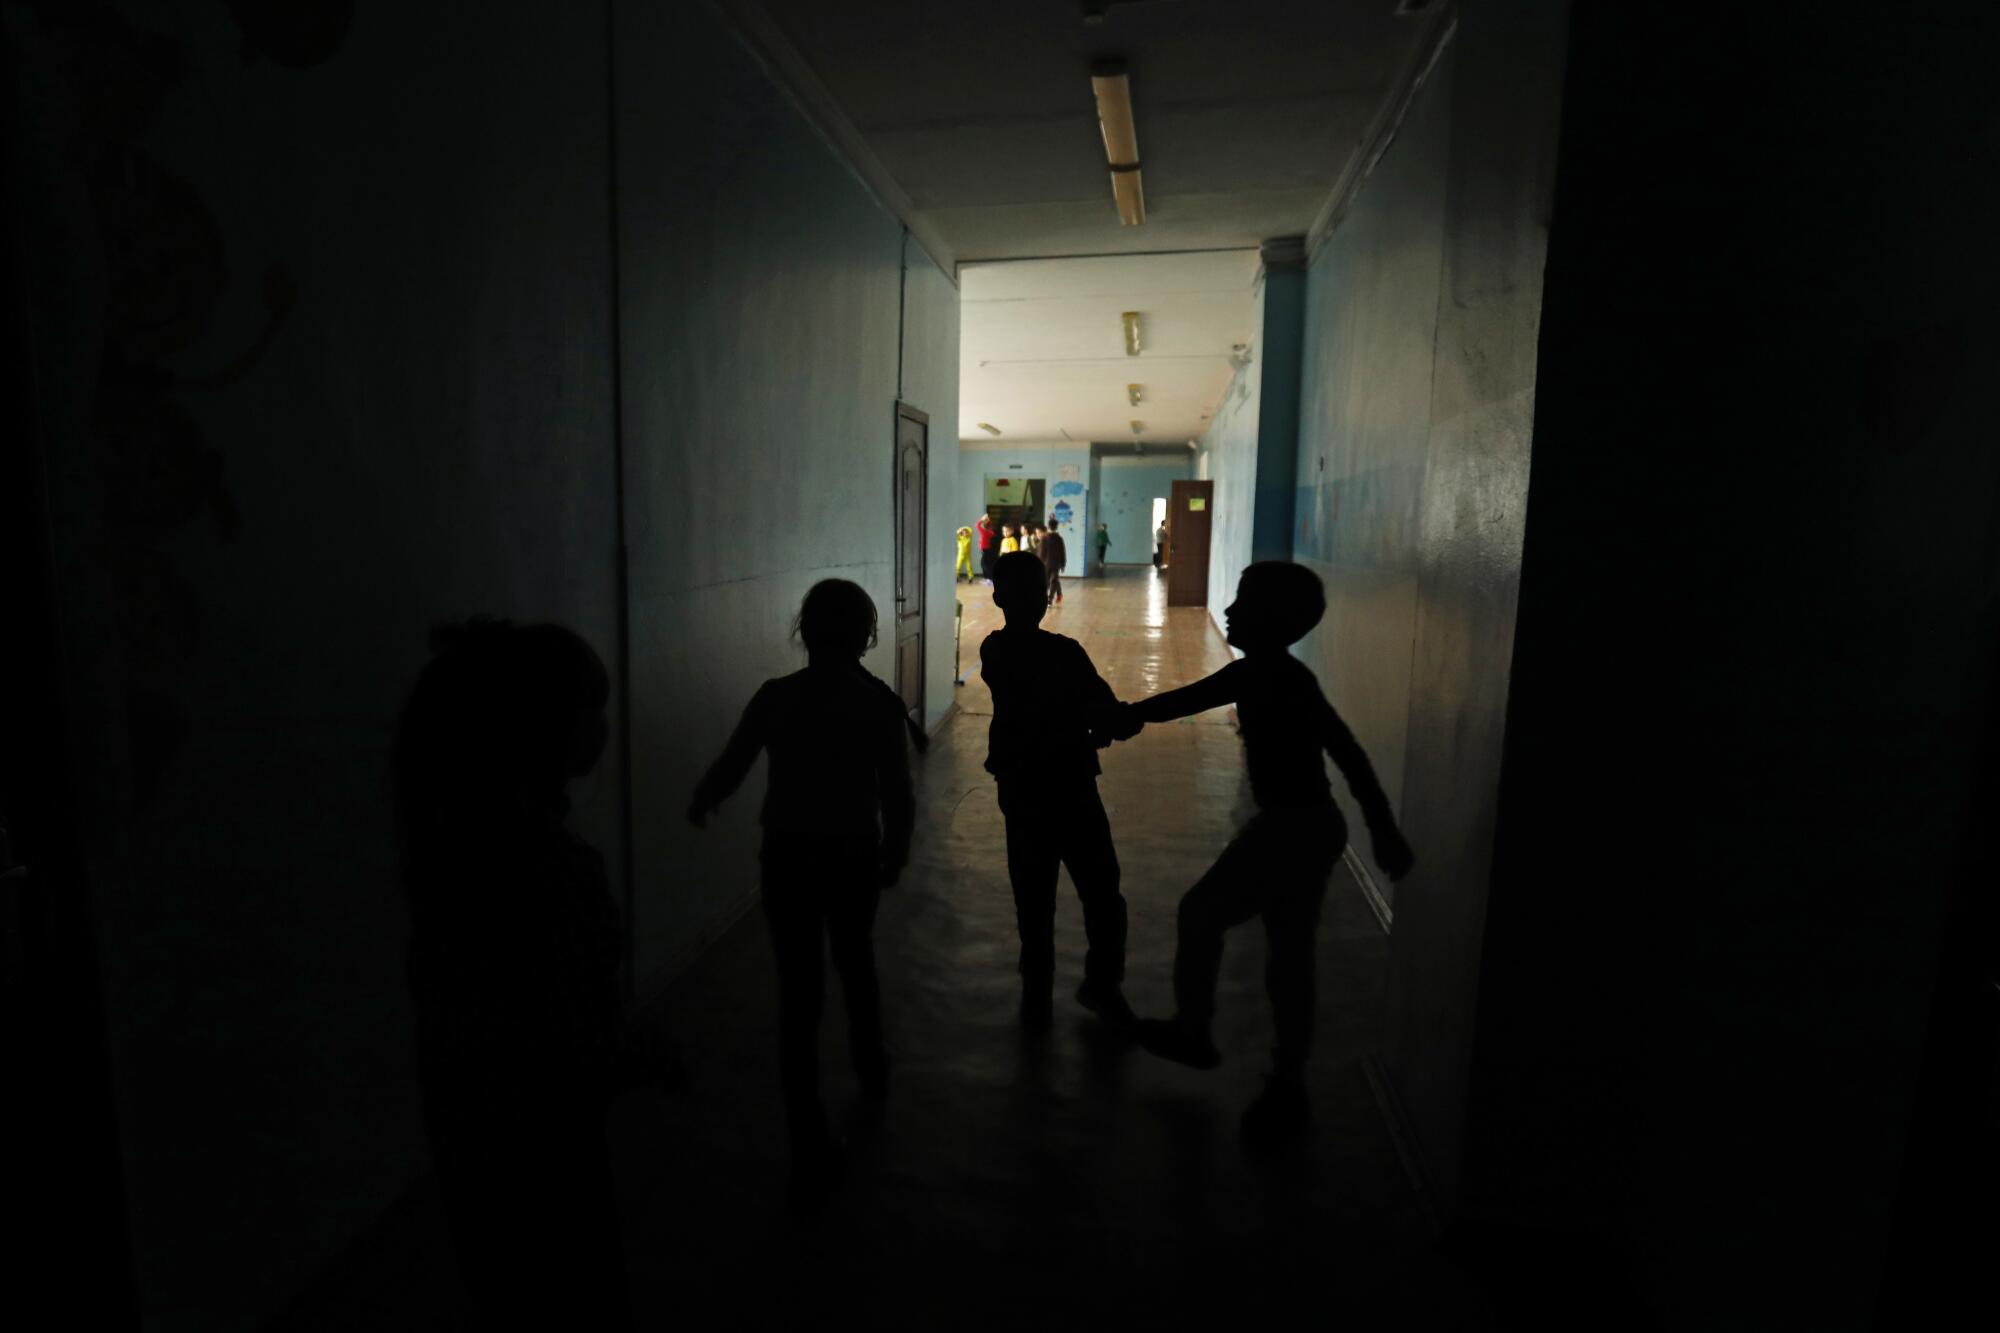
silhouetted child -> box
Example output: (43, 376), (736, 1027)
(688, 580), (919, 1203)
(1041, 522), (1068, 606)
(981, 551), (1134, 1029)
(399, 619), (679, 1330)
(1111, 562), (1415, 1144)
(955, 525), (975, 582)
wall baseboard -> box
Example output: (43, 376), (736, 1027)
(1363, 1052), (1445, 1239)
(1344, 845), (1394, 933)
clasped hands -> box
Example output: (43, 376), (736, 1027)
(1091, 701), (1146, 749)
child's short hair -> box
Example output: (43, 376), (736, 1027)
(992, 551), (1048, 606)
(794, 579), (878, 656)
(1240, 561), (1326, 645)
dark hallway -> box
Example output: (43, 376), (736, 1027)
(272, 570), (1491, 1329)
(6, 2), (1998, 1330)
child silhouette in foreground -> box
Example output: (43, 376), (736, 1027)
(981, 551), (1135, 1029)
(399, 620), (681, 1329)
(1110, 562), (1415, 1144)
(688, 580), (919, 1204)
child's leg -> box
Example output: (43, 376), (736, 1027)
(762, 854), (831, 1150)
(1058, 784), (1127, 986)
(1172, 819), (1275, 1033)
(999, 788), (1062, 990)
(1257, 820), (1340, 1081)
(1262, 875), (1330, 1083)
(825, 845), (886, 1084)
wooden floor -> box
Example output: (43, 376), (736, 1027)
(280, 567), (1498, 1330)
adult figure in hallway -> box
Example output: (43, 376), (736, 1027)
(1154, 519), (1169, 570)
(976, 512), (998, 581)
(399, 620), (681, 1330)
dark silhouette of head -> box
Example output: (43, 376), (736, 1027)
(1225, 561), (1325, 652)
(395, 620), (609, 892)
(795, 578), (878, 660)
(993, 551), (1049, 627)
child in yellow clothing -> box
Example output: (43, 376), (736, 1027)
(954, 527), (975, 582)
(1000, 524), (1021, 555)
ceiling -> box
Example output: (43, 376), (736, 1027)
(958, 250), (1260, 444)
(752, 0), (1432, 261)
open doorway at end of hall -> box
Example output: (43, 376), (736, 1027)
(1150, 496), (1168, 569)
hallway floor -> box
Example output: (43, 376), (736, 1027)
(282, 569), (1498, 1330)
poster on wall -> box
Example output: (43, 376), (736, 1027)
(1057, 464), (1080, 481)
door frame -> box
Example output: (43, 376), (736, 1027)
(892, 402), (928, 725)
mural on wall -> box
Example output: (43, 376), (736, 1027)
(28, 2), (346, 805)
(1050, 477), (1084, 531)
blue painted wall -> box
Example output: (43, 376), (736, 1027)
(1198, 273), (1267, 620)
(10, 0), (958, 1321)
(957, 441), (1091, 577)
(1290, 49), (1451, 913)
(617, 3), (961, 995)
(1096, 455), (1194, 566)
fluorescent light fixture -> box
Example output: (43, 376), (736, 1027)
(1091, 60), (1145, 226)
(1127, 383), (1143, 406)
(977, 422), (1002, 435)
(1121, 311), (1142, 357)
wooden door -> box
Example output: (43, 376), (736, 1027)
(1166, 479), (1214, 607)
(893, 404), (928, 724)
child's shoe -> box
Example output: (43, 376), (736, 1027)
(1135, 1016), (1222, 1069)
(1074, 978), (1137, 1030)
(1021, 982), (1055, 1032)
(1239, 1076), (1311, 1148)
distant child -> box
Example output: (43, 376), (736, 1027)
(980, 551), (1133, 1029)
(1027, 521), (1045, 556)
(1000, 523), (1020, 555)
(1110, 562), (1414, 1145)
(688, 580), (919, 1203)
(1093, 522), (1111, 574)
(977, 513), (999, 581)
(955, 526), (975, 582)
(1041, 522), (1068, 606)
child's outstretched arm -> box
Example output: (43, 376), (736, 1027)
(1320, 697), (1416, 880)
(687, 687), (770, 827)
(1123, 661), (1245, 729)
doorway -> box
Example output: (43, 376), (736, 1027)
(1166, 479), (1213, 607)
(1150, 496), (1168, 567)
(893, 403), (927, 725)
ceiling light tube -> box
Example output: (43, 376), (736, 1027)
(978, 422), (1002, 435)
(1091, 60), (1146, 226)
(1127, 383), (1144, 406)
(1121, 310), (1142, 357)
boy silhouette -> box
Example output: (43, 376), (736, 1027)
(981, 551), (1134, 1029)
(1110, 561), (1414, 1143)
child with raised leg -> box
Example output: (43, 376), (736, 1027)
(1110, 561), (1414, 1144)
